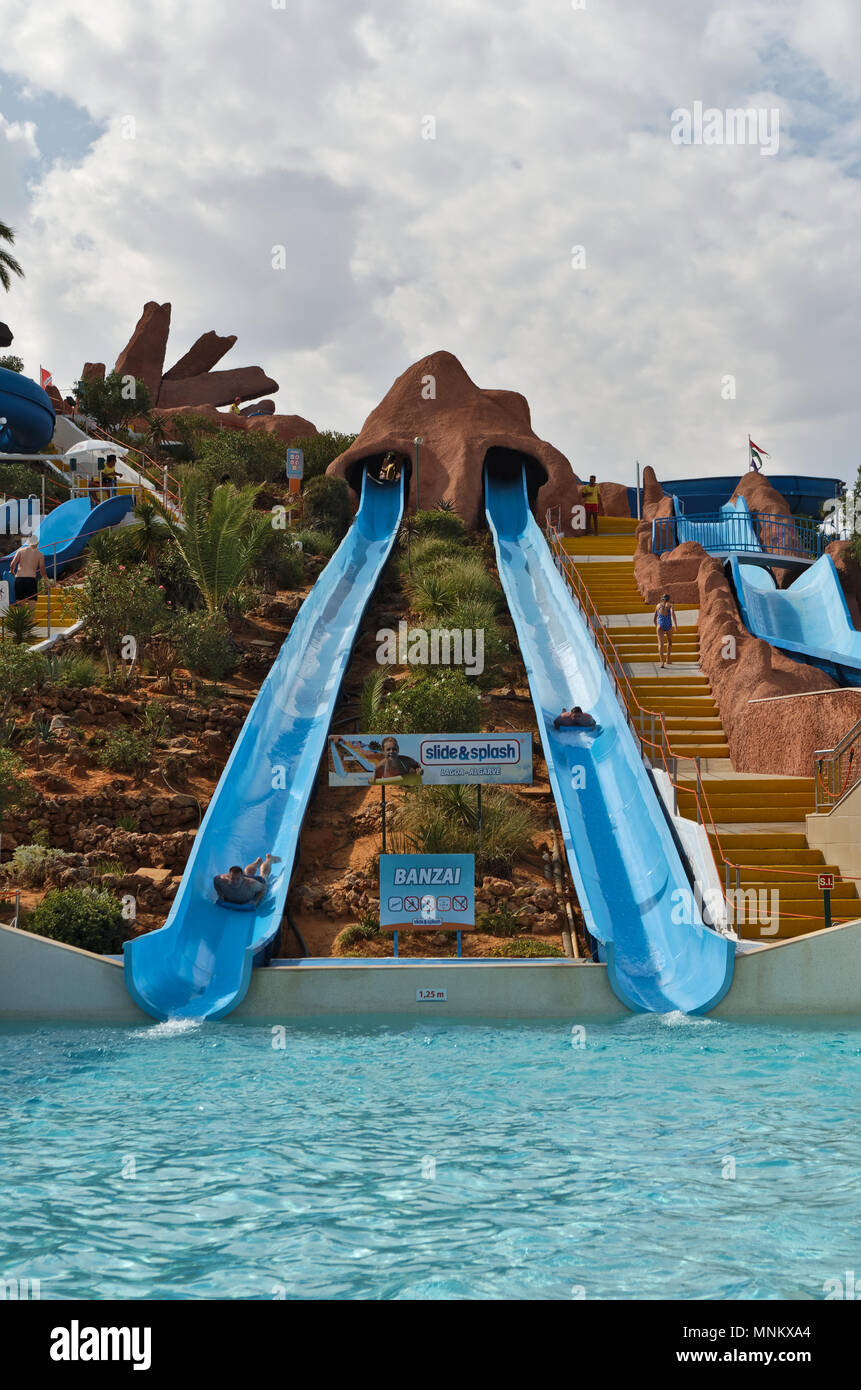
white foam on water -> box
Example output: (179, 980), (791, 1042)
(132, 1017), (203, 1041)
(659, 1009), (714, 1028)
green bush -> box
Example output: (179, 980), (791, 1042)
(380, 669), (481, 733)
(254, 530), (305, 589)
(157, 540), (201, 610)
(1, 842), (73, 888)
(73, 371), (151, 432)
(77, 560), (168, 675)
(173, 611), (238, 680)
(116, 813), (139, 832)
(392, 785), (536, 871)
(56, 654), (100, 689)
(25, 887), (127, 954)
(290, 432), (357, 483)
(406, 572), (457, 621)
(0, 354), (24, 373)
(4, 603), (36, 645)
(98, 728), (154, 779)
(414, 509), (467, 542)
(302, 475), (351, 539)
(358, 668), (389, 732)
(477, 905), (523, 937)
(0, 746), (30, 818)
(0, 642), (39, 714)
(443, 556), (502, 609)
(336, 914), (380, 949)
(293, 528), (336, 558)
(196, 429), (286, 487)
(407, 537), (464, 571)
(491, 937), (564, 958)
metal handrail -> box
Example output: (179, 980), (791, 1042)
(651, 510), (831, 560)
(814, 718), (861, 813)
(84, 422), (182, 508)
(545, 522), (861, 911)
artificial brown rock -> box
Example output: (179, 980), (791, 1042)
(81, 362), (105, 382)
(241, 399), (275, 417)
(599, 481), (632, 518)
(114, 300), (172, 401)
(826, 540), (861, 628)
(247, 413), (317, 443)
(641, 465), (671, 520)
(635, 539), (708, 605)
(326, 350), (579, 530)
(156, 366), (279, 411)
(162, 331), (238, 381)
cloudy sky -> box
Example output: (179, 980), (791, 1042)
(1, 0), (860, 488)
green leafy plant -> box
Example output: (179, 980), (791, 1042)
(0, 643), (39, 715)
(24, 887), (127, 954)
(1, 842), (73, 887)
(414, 508), (466, 542)
(406, 571), (457, 621)
(116, 813), (139, 832)
(302, 475), (351, 539)
(288, 431), (357, 483)
(98, 728), (154, 780)
(0, 220), (24, 292)
(56, 653), (100, 689)
(253, 529), (305, 590)
(152, 478), (270, 614)
(172, 610), (238, 680)
(380, 669), (481, 734)
(477, 905), (523, 937)
(0, 746), (30, 818)
(335, 913), (380, 950)
(491, 937), (564, 958)
(76, 560), (168, 675)
(4, 602), (36, 645)
(392, 785), (535, 872)
(72, 371), (151, 432)
(359, 667), (389, 732)
(292, 528), (336, 558)
(0, 354), (24, 373)
(91, 859), (125, 878)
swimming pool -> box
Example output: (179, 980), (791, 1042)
(1, 1014), (858, 1299)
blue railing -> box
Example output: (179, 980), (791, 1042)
(652, 511), (831, 561)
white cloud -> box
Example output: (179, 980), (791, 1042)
(0, 0), (860, 488)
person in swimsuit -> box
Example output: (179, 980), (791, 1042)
(580, 476), (600, 536)
(553, 706), (597, 730)
(214, 853), (281, 906)
(654, 593), (677, 667)
(373, 735), (423, 783)
(9, 536), (49, 605)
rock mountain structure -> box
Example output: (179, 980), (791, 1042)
(82, 302), (316, 445)
(327, 350), (582, 529)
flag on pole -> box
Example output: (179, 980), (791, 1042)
(40, 367), (53, 390)
(749, 436), (769, 471)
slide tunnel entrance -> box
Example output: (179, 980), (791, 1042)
(481, 447), (548, 527)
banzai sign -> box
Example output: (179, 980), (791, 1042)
(379, 854), (475, 929)
(286, 448), (304, 480)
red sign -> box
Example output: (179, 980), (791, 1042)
(818, 874), (834, 891)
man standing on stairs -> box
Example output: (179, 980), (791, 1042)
(654, 593), (678, 668)
(580, 476), (600, 536)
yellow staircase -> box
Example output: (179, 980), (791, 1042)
(557, 523), (860, 941)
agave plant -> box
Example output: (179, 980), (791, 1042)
(152, 477), (270, 615)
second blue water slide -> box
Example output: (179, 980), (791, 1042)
(124, 470), (404, 1021)
(0, 366), (55, 453)
(485, 468), (734, 1014)
(0, 495), (134, 594)
(730, 553), (861, 686)
(670, 493), (760, 553)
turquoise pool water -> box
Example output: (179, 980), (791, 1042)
(0, 1013), (858, 1300)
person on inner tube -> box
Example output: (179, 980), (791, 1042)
(553, 706), (597, 730)
(214, 853), (281, 906)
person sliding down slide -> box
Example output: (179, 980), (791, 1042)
(553, 706), (597, 730)
(214, 853), (281, 909)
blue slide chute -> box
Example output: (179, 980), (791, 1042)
(672, 493), (760, 553)
(484, 467), (734, 1014)
(124, 470), (404, 1021)
(0, 494), (134, 594)
(730, 553), (861, 686)
(0, 366), (55, 454)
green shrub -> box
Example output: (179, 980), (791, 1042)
(302, 475), (351, 539)
(293, 528), (336, 558)
(359, 668), (389, 732)
(25, 887), (127, 954)
(0, 747), (30, 818)
(1, 842), (73, 888)
(4, 603), (36, 645)
(381, 669), (481, 734)
(73, 371), (151, 432)
(477, 905), (523, 937)
(392, 785), (536, 871)
(491, 937), (564, 958)
(406, 572), (457, 621)
(116, 813), (139, 832)
(172, 611), (238, 680)
(98, 728), (154, 779)
(91, 859), (125, 878)
(56, 654), (100, 689)
(414, 509), (467, 542)
(0, 643), (39, 714)
(443, 557), (502, 609)
(158, 540), (201, 610)
(254, 530), (305, 589)
(77, 560), (168, 675)
(336, 913), (380, 949)
(196, 429), (286, 486)
(408, 537), (464, 570)
(447, 598), (510, 678)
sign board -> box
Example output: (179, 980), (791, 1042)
(818, 873), (834, 891)
(416, 988), (447, 1002)
(286, 448), (304, 480)
(379, 854), (475, 930)
(328, 733), (532, 787)
(0, 580), (9, 617)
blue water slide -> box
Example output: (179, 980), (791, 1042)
(729, 553), (861, 686)
(671, 493), (761, 553)
(484, 467), (734, 1014)
(0, 494), (134, 595)
(0, 367), (56, 453)
(124, 470), (405, 1021)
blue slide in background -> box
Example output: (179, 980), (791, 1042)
(730, 553), (861, 687)
(0, 494), (134, 595)
(485, 467), (734, 1014)
(0, 366), (55, 453)
(671, 493), (760, 553)
(124, 470), (405, 1021)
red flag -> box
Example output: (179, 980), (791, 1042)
(40, 367), (53, 389)
(749, 438), (769, 457)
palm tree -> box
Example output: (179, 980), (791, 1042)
(144, 414), (169, 460)
(0, 222), (24, 293)
(127, 497), (172, 573)
(152, 477), (270, 615)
